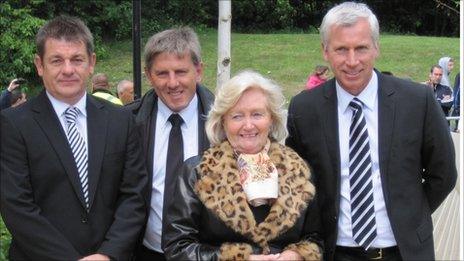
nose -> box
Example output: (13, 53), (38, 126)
(346, 50), (359, 67)
(167, 72), (179, 88)
(243, 117), (254, 129)
(61, 60), (74, 75)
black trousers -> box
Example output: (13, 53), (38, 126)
(334, 246), (402, 261)
(134, 245), (166, 261)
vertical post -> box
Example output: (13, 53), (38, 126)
(132, 0), (142, 99)
(217, 0), (232, 89)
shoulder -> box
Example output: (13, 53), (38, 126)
(1, 92), (37, 122)
(88, 94), (133, 121)
(124, 89), (156, 115)
(197, 84), (215, 105)
(289, 79), (332, 114)
(379, 73), (433, 100)
(196, 142), (235, 178)
(268, 142), (311, 179)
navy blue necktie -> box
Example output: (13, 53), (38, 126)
(348, 98), (377, 250)
(65, 107), (89, 211)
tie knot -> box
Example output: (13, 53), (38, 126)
(65, 107), (80, 124)
(349, 98), (363, 111)
(168, 113), (183, 128)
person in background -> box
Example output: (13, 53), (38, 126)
(1, 78), (27, 110)
(451, 72), (460, 132)
(306, 65), (330, 90)
(286, 2), (457, 260)
(0, 15), (147, 260)
(91, 73), (123, 105)
(128, 26), (214, 261)
(426, 65), (453, 117)
(163, 70), (322, 260)
(438, 56), (454, 88)
(117, 79), (135, 105)
(9, 88), (27, 107)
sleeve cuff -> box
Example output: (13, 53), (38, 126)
(219, 242), (253, 261)
(284, 241), (322, 261)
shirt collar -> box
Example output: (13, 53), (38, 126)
(157, 94), (198, 128)
(336, 71), (378, 113)
(46, 91), (87, 117)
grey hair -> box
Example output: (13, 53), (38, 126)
(144, 26), (201, 70)
(117, 79), (133, 93)
(320, 2), (379, 49)
(36, 15), (94, 59)
(205, 70), (288, 146)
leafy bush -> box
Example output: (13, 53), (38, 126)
(0, 3), (45, 89)
(1, 217), (11, 260)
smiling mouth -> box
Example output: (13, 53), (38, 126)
(240, 133), (258, 138)
(168, 89), (183, 97)
(59, 80), (79, 84)
(345, 71), (361, 77)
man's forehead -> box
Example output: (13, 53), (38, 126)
(43, 38), (87, 54)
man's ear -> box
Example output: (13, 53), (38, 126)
(89, 52), (96, 74)
(195, 62), (204, 83)
(144, 66), (153, 84)
(322, 43), (329, 61)
(34, 54), (44, 76)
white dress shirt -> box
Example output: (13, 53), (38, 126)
(335, 72), (397, 248)
(143, 94), (199, 252)
(46, 91), (88, 148)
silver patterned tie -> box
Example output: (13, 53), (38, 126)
(348, 98), (377, 250)
(64, 107), (89, 210)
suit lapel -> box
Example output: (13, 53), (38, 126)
(322, 81), (342, 213)
(86, 95), (108, 209)
(197, 94), (209, 154)
(136, 90), (156, 176)
(31, 91), (87, 207)
(377, 73), (396, 205)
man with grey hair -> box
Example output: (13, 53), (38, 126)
(287, 2), (456, 260)
(127, 26), (214, 260)
(91, 73), (123, 105)
(117, 79), (134, 105)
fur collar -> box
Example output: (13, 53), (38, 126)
(195, 141), (315, 253)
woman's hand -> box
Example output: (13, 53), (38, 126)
(276, 250), (303, 260)
(249, 253), (281, 260)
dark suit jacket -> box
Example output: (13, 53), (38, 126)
(0, 91), (148, 260)
(286, 71), (457, 260)
(126, 84), (214, 246)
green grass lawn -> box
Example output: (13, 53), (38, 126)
(0, 30), (460, 259)
(95, 29), (460, 100)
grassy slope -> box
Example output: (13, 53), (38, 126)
(95, 30), (460, 100)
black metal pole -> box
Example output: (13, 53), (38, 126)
(132, 0), (142, 99)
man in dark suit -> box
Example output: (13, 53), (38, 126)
(127, 27), (214, 260)
(286, 2), (457, 260)
(0, 16), (147, 260)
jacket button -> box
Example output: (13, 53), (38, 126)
(81, 215), (88, 224)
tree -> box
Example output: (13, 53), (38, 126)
(217, 0), (231, 89)
(0, 3), (45, 89)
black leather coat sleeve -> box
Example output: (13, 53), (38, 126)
(162, 156), (220, 260)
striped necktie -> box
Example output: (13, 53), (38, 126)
(348, 98), (377, 250)
(64, 107), (89, 211)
